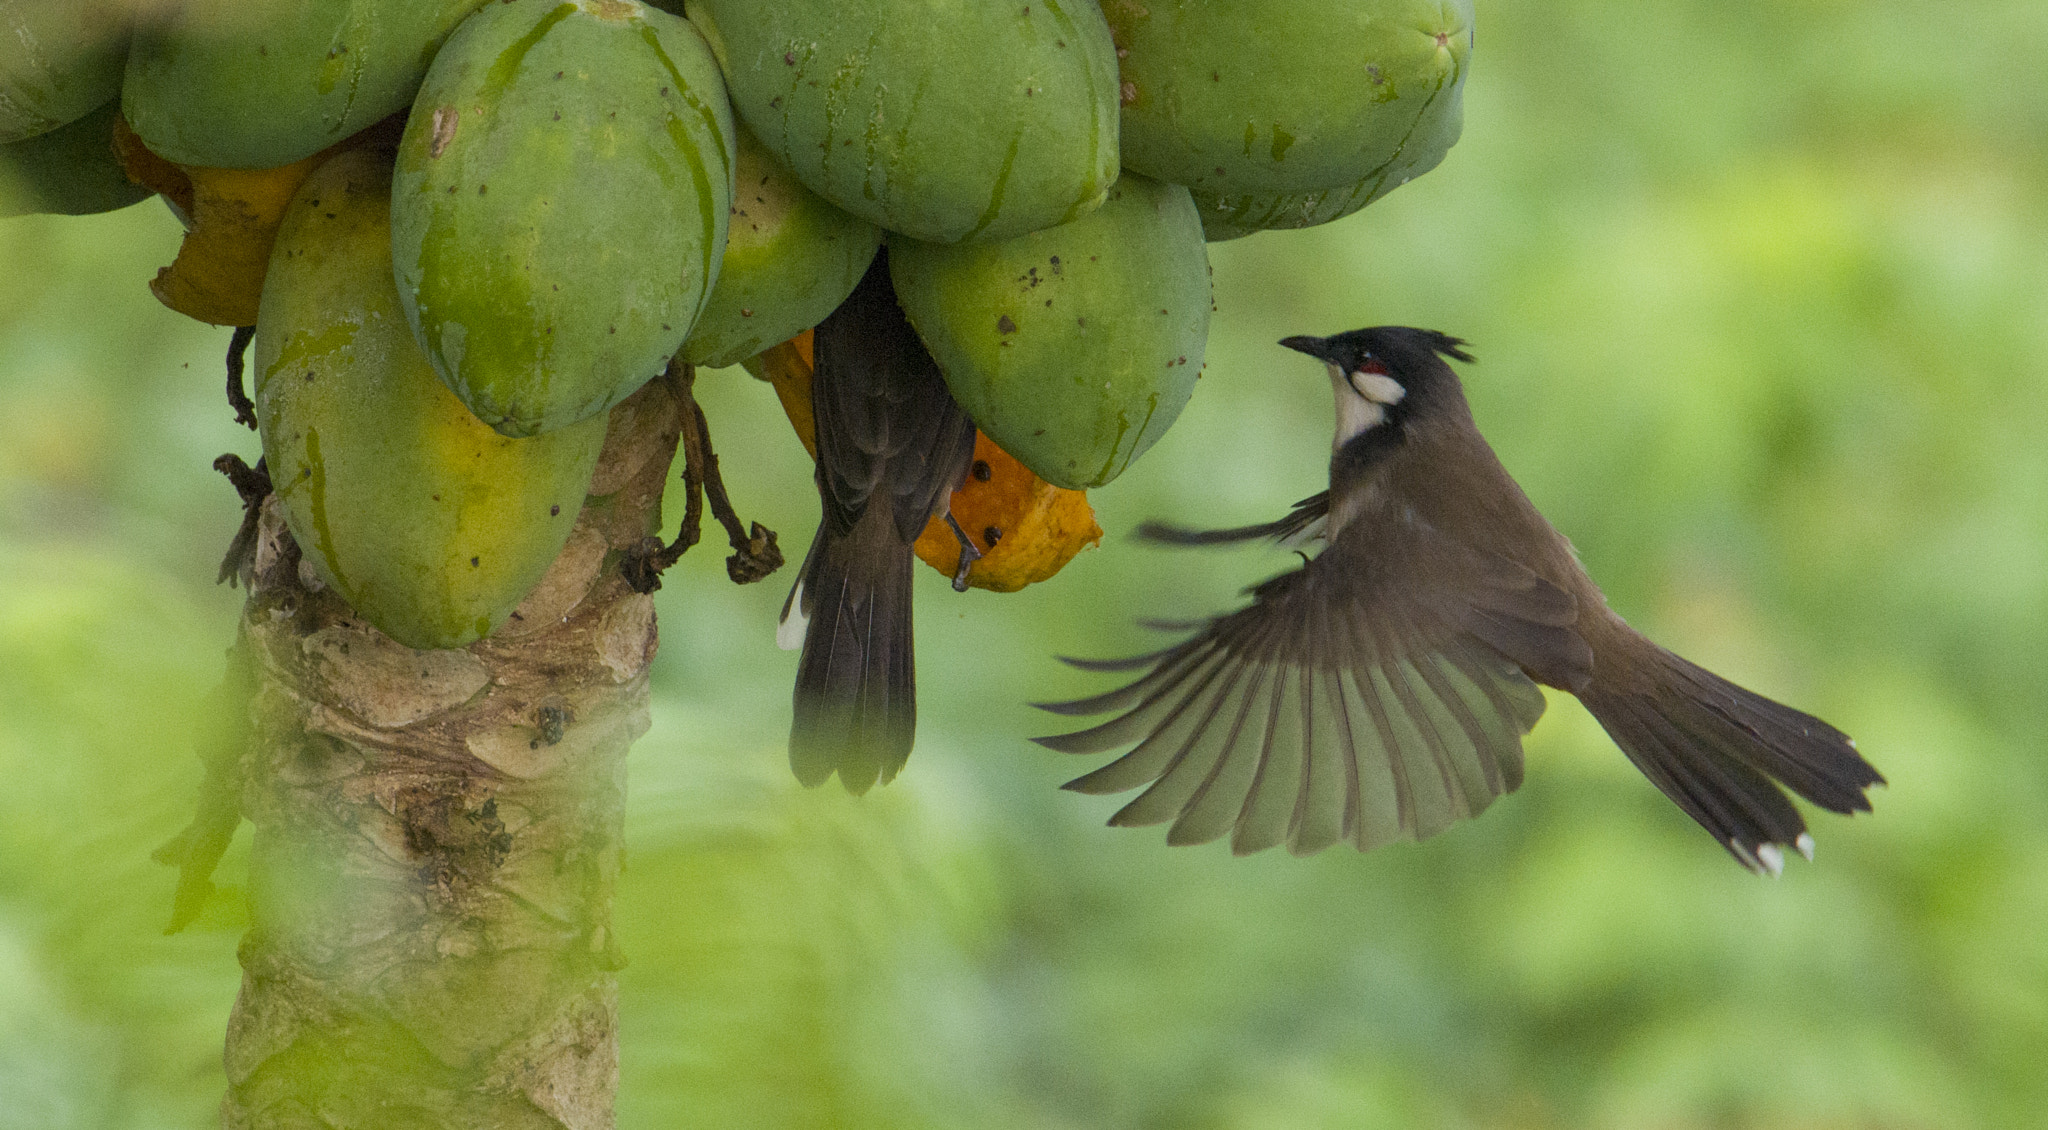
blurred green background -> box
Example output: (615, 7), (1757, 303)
(4, 0), (2045, 1125)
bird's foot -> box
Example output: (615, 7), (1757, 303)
(943, 511), (983, 592)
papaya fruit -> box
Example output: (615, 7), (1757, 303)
(393, 0), (735, 437)
(888, 173), (1208, 490)
(912, 431), (1104, 592)
(1191, 134), (1452, 242)
(681, 123), (881, 369)
(753, 333), (1103, 592)
(122, 0), (484, 169)
(1105, 0), (1472, 196)
(0, 98), (150, 217)
(687, 0), (1120, 243)
(255, 149), (607, 651)
(0, 0), (127, 144)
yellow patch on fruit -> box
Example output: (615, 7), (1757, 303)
(748, 331), (1102, 591)
(912, 431), (1104, 592)
(113, 114), (397, 326)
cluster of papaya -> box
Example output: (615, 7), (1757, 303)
(2, 0), (1472, 651)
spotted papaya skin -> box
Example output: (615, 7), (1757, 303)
(393, 0), (735, 437)
(1189, 130), (1454, 242)
(122, 0), (485, 168)
(682, 123), (880, 370)
(1106, 0), (1471, 197)
(256, 149), (606, 651)
(889, 173), (1209, 491)
(687, 0), (1120, 244)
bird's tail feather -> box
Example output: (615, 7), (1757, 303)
(788, 519), (917, 794)
(1577, 643), (1883, 874)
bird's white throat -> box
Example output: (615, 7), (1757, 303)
(1327, 362), (1406, 446)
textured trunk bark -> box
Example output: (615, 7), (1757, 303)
(203, 376), (684, 1128)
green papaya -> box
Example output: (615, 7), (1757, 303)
(1106, 0), (1472, 196)
(255, 149), (607, 651)
(393, 0), (734, 437)
(687, 0), (1120, 243)
(889, 173), (1208, 490)
(0, 0), (126, 144)
(1191, 136), (1452, 241)
(122, 0), (484, 169)
(682, 123), (880, 369)
(0, 97), (151, 217)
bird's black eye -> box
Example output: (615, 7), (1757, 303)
(1358, 355), (1390, 376)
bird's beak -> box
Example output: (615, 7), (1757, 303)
(1278, 335), (1334, 362)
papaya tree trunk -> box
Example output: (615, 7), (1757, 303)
(212, 376), (684, 1128)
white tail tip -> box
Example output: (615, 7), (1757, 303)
(1755, 843), (1785, 878)
(776, 577), (808, 651)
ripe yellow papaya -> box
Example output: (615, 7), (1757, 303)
(1106, 0), (1472, 196)
(0, 98), (150, 217)
(687, 0), (1120, 243)
(255, 149), (607, 651)
(122, 0), (484, 169)
(681, 123), (881, 370)
(0, 0), (126, 144)
(889, 173), (1208, 490)
(393, 0), (734, 437)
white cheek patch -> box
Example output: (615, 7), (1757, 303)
(1350, 368), (1406, 405)
(1327, 362), (1387, 445)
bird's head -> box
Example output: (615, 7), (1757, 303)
(1280, 326), (1473, 444)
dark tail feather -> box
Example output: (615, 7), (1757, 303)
(1578, 645), (1884, 875)
(788, 520), (917, 794)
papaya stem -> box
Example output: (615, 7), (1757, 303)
(226, 325), (258, 430)
(213, 453), (272, 587)
(215, 375), (684, 1124)
(620, 356), (783, 593)
(688, 391), (784, 583)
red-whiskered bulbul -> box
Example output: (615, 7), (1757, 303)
(780, 251), (979, 793)
(1037, 327), (1883, 874)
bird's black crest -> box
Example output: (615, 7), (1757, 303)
(1350, 326), (1474, 365)
(1281, 326), (1474, 375)
(1416, 330), (1475, 364)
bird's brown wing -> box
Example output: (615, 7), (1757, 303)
(788, 252), (975, 793)
(810, 254), (976, 543)
(1037, 522), (1592, 855)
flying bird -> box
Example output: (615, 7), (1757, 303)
(1037, 327), (1883, 874)
(781, 252), (979, 793)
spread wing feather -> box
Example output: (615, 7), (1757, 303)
(1137, 493), (1331, 547)
(1038, 527), (1585, 856)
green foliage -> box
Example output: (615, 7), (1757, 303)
(3, 0), (2046, 1125)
